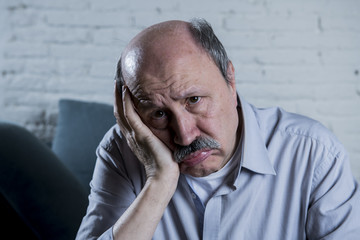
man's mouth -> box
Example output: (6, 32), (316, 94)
(173, 136), (221, 164)
(181, 149), (214, 167)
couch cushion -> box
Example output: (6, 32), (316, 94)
(0, 121), (88, 239)
(52, 99), (115, 193)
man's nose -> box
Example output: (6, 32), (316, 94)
(170, 112), (200, 146)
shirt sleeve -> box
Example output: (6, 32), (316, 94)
(75, 127), (146, 239)
(306, 143), (360, 239)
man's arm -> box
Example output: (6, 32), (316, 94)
(305, 146), (360, 239)
(112, 83), (180, 240)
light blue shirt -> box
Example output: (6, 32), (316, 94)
(76, 96), (360, 239)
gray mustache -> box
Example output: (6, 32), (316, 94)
(173, 137), (221, 163)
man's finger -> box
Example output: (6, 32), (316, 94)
(114, 81), (131, 134)
(122, 86), (153, 140)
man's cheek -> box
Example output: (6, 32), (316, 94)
(151, 129), (175, 151)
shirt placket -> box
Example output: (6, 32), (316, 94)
(202, 196), (221, 240)
(188, 186), (205, 239)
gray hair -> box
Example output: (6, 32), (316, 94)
(188, 18), (230, 83)
(115, 18), (230, 85)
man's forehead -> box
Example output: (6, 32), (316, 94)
(123, 21), (191, 59)
(123, 48), (209, 99)
(131, 82), (204, 107)
(120, 21), (203, 83)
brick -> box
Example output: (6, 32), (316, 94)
(316, 100), (360, 117)
(127, 0), (180, 12)
(230, 48), (320, 66)
(264, 0), (360, 17)
(24, 59), (90, 78)
(49, 44), (119, 61)
(237, 82), (315, 101)
(57, 60), (91, 76)
(132, 10), (182, 28)
(90, 0), (130, 11)
(221, 30), (360, 51)
(4, 0), (88, 11)
(12, 27), (91, 44)
(224, 13), (318, 31)
(319, 1), (360, 17)
(92, 28), (117, 45)
(90, 61), (116, 78)
(27, 0), (89, 10)
(0, 59), (26, 75)
(3, 42), (48, 58)
(322, 15), (360, 31)
(271, 31), (360, 49)
(92, 27), (140, 46)
(320, 49), (360, 65)
(45, 10), (132, 27)
(235, 66), (359, 84)
(331, 118), (360, 136)
(338, 136), (360, 157)
(8, 7), (39, 27)
(25, 59), (58, 76)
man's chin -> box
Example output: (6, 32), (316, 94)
(180, 166), (215, 177)
(179, 161), (219, 178)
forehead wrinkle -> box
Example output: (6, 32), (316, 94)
(130, 79), (168, 106)
(136, 94), (168, 113)
(132, 73), (175, 99)
(136, 74), (204, 108)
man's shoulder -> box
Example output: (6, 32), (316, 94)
(252, 104), (343, 153)
(96, 124), (143, 171)
(98, 124), (125, 152)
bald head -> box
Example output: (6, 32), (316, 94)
(125, 20), (191, 53)
(121, 21), (198, 84)
(115, 18), (231, 88)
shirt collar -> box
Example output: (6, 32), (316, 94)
(237, 94), (276, 176)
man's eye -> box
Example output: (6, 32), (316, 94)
(152, 110), (166, 119)
(188, 96), (201, 105)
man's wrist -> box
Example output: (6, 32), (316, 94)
(147, 170), (179, 198)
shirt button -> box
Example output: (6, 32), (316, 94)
(191, 193), (197, 199)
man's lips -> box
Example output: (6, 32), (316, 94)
(181, 149), (214, 167)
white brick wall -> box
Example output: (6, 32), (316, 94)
(1, 0), (359, 180)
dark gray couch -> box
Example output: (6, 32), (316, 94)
(0, 99), (115, 239)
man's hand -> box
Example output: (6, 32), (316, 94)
(113, 81), (180, 180)
(112, 82), (180, 240)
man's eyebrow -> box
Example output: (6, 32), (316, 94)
(172, 87), (203, 100)
(129, 91), (153, 108)
(137, 100), (154, 107)
(134, 99), (158, 111)
(133, 86), (204, 109)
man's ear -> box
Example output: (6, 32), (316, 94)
(226, 61), (237, 100)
